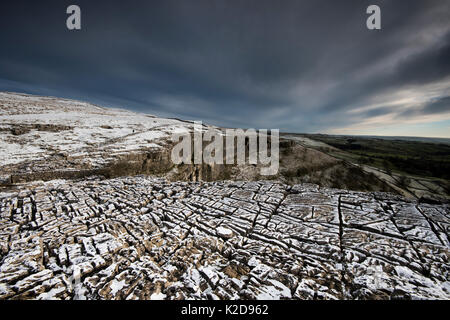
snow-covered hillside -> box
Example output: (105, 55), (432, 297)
(0, 92), (195, 163)
(0, 92), (198, 183)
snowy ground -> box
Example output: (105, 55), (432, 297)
(0, 176), (448, 300)
(0, 92), (196, 180)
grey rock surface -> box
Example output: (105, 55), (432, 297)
(0, 176), (448, 300)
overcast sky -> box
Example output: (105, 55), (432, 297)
(1, 1), (449, 137)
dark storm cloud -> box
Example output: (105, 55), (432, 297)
(394, 96), (450, 120)
(422, 96), (450, 115)
(364, 106), (397, 119)
(0, 0), (449, 133)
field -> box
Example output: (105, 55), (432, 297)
(298, 134), (450, 198)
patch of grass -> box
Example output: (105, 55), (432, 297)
(304, 134), (450, 180)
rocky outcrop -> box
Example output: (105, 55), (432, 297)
(0, 176), (448, 300)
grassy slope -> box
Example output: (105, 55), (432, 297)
(301, 134), (450, 196)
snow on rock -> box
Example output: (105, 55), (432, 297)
(256, 279), (292, 300)
(0, 176), (448, 300)
(216, 226), (234, 239)
(0, 91), (200, 181)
